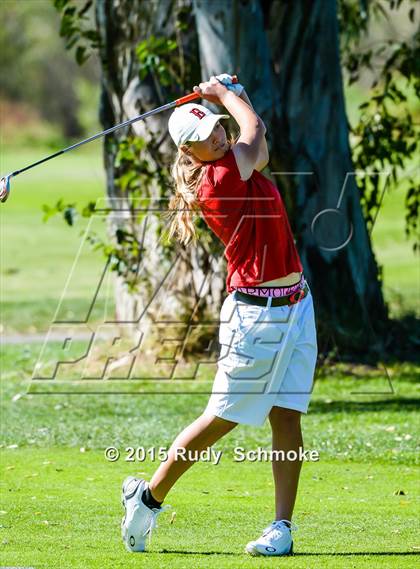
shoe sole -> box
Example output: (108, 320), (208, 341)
(245, 540), (293, 556)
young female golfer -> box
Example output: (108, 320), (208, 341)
(121, 75), (318, 556)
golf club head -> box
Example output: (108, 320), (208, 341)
(0, 176), (11, 203)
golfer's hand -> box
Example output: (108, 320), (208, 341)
(193, 76), (229, 106)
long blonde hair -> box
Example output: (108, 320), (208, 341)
(164, 148), (205, 246)
(164, 132), (236, 247)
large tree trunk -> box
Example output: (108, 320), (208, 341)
(193, 0), (388, 357)
(267, 0), (389, 356)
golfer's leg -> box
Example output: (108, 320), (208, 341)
(269, 407), (303, 521)
(149, 414), (237, 502)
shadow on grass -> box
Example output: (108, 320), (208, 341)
(316, 312), (420, 367)
(292, 551), (419, 557)
(309, 397), (420, 414)
(157, 549), (419, 556)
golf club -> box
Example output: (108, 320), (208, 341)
(0, 75), (238, 203)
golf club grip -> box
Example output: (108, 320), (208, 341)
(176, 75), (238, 106)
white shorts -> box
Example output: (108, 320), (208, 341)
(203, 286), (318, 426)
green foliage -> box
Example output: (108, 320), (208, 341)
(42, 198), (78, 226)
(339, 0), (420, 251)
(136, 36), (178, 86)
(405, 185), (419, 244)
(53, 0), (100, 65)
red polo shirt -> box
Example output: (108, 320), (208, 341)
(197, 148), (303, 293)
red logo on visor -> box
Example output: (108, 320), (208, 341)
(190, 108), (206, 120)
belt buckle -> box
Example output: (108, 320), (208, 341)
(288, 289), (305, 305)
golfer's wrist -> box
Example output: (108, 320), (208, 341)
(219, 89), (237, 105)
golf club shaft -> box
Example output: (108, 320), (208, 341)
(8, 75), (238, 179)
(9, 101), (176, 178)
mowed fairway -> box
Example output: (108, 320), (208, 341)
(1, 449), (418, 569)
(1, 146), (419, 568)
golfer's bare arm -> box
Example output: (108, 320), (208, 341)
(237, 90), (269, 173)
(219, 89), (268, 180)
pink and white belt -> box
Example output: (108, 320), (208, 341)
(234, 274), (306, 298)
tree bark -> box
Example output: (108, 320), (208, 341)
(266, 0), (389, 355)
(96, 0), (146, 330)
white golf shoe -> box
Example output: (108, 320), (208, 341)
(245, 519), (297, 556)
(121, 476), (170, 552)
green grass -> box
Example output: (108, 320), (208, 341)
(1, 343), (419, 464)
(1, 449), (418, 569)
(0, 343), (419, 568)
(0, 145), (113, 334)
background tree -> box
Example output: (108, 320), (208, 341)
(0, 0), (101, 139)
